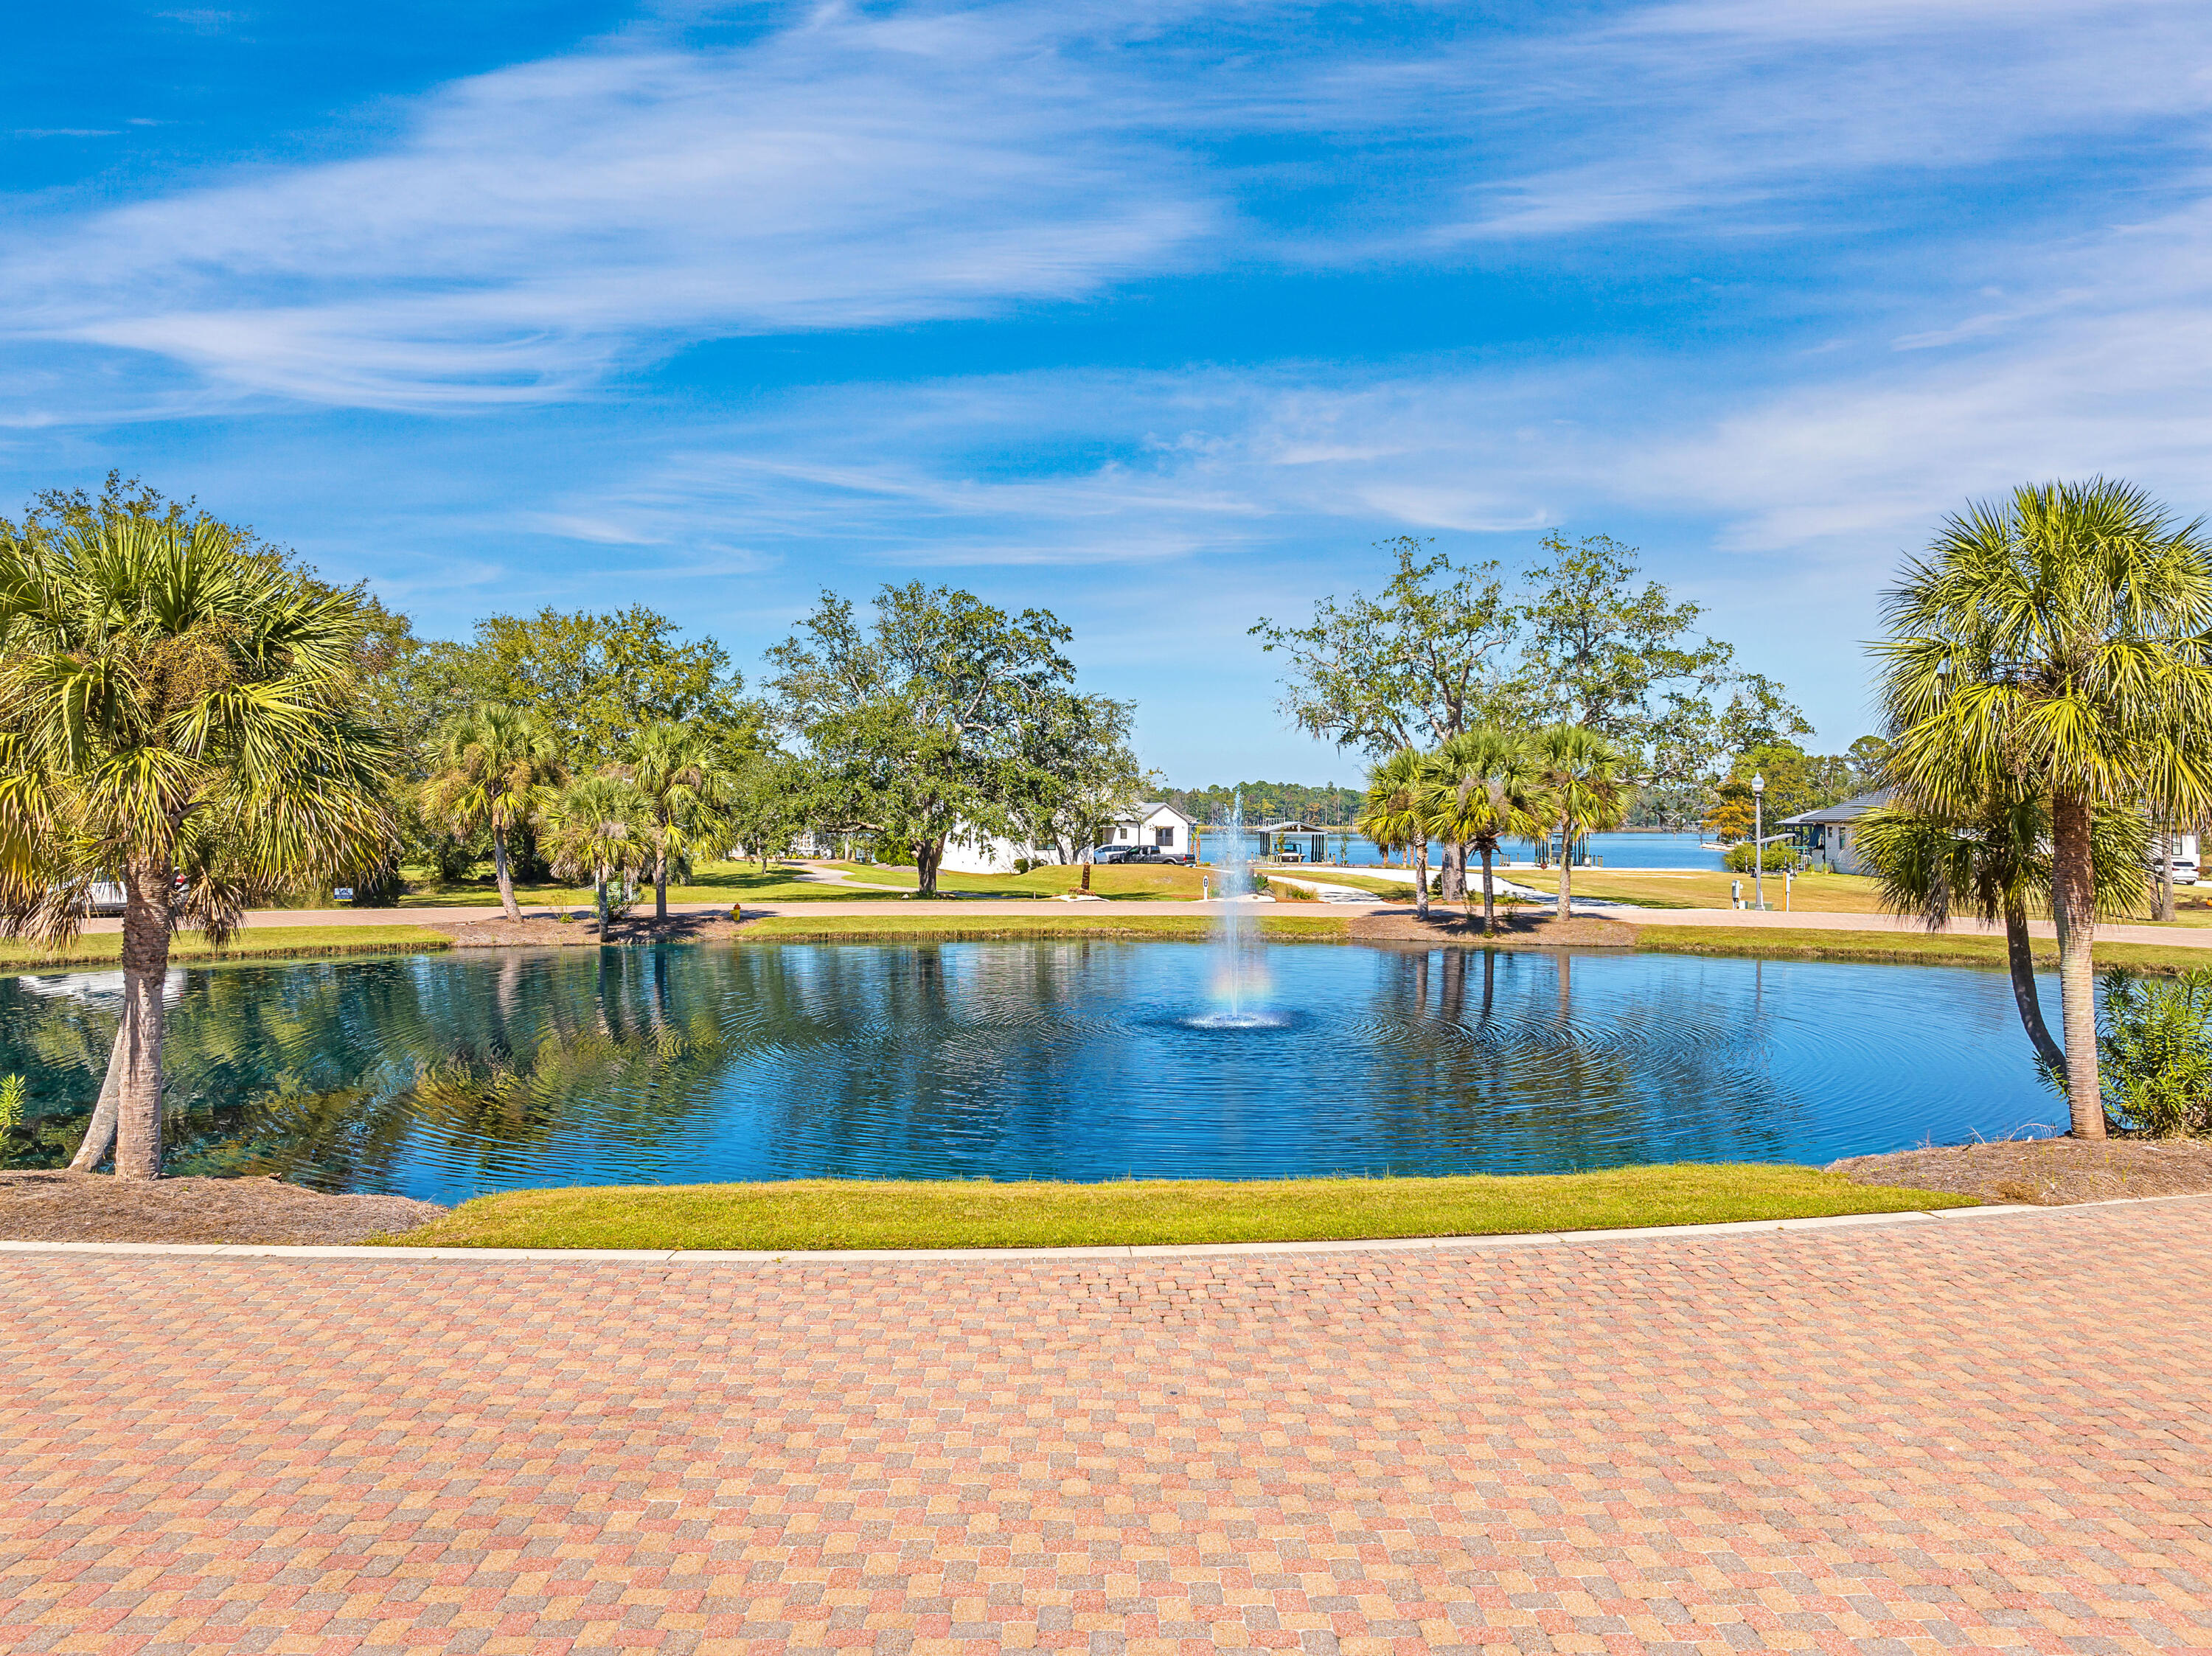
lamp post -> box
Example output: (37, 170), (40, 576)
(1751, 772), (1766, 912)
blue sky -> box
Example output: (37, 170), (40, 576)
(7, 1), (2211, 784)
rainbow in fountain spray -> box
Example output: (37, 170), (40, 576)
(1185, 787), (1290, 1030)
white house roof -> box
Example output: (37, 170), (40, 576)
(1777, 789), (1891, 827)
(1118, 801), (1194, 824)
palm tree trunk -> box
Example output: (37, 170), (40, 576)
(1439, 843), (1466, 904)
(114, 866), (173, 1180)
(2001, 893), (2066, 1076)
(2050, 789), (2104, 1136)
(1413, 843), (1430, 919)
(67, 999), (131, 1171)
(1478, 846), (1498, 936)
(492, 821), (522, 922)
(654, 850), (669, 922)
(2160, 827), (2177, 922)
(1555, 818), (1573, 920)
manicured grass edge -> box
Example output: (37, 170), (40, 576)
(1633, 925), (2212, 975)
(379, 1163), (1978, 1250)
(0, 925), (454, 970)
(738, 914), (1349, 942)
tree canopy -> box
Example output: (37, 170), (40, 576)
(1256, 531), (1809, 804)
(768, 583), (1135, 896)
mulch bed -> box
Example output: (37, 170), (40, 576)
(1832, 1138), (2212, 1206)
(0, 1170), (448, 1245)
(431, 911), (744, 949)
(1347, 909), (1638, 948)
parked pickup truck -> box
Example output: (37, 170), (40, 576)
(1090, 845), (1195, 867)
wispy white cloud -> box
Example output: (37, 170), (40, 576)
(1422, 0), (2212, 240)
(515, 169), (2212, 588)
(11, 0), (2210, 413)
(2, 4), (1217, 408)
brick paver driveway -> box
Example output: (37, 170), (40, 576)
(3, 1202), (2208, 1655)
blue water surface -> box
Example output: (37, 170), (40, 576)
(1254, 831), (1722, 870)
(0, 941), (2056, 1203)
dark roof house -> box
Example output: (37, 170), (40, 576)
(1776, 790), (1890, 874)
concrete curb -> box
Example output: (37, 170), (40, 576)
(4, 1193), (2202, 1264)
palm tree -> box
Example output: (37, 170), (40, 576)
(421, 706), (564, 922)
(1529, 724), (1627, 920)
(1358, 748), (1431, 919)
(1425, 727), (1543, 936)
(622, 721), (731, 922)
(1876, 479), (2212, 1136)
(1857, 787), (2147, 1084)
(0, 509), (395, 1178)
(540, 773), (650, 930)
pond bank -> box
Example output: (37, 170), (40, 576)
(0, 1163), (1975, 1249)
(1832, 1137), (2212, 1205)
(0, 1169), (445, 1245)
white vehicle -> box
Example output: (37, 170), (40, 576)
(2156, 833), (2199, 886)
(85, 879), (127, 915)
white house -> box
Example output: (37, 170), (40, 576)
(1102, 801), (1197, 857)
(1776, 790), (1889, 874)
(939, 801), (1200, 874)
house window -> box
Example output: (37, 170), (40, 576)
(1116, 826), (1129, 841)
(1155, 827), (1175, 846)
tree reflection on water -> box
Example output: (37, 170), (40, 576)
(0, 940), (2044, 1200)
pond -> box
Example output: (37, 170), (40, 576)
(0, 941), (2056, 1203)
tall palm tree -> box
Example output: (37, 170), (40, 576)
(621, 721), (731, 922)
(1358, 748), (1431, 919)
(1876, 479), (2212, 1135)
(540, 773), (650, 930)
(1425, 727), (1543, 936)
(1856, 788), (2147, 1083)
(422, 706), (564, 922)
(0, 510), (396, 1178)
(1529, 724), (1626, 921)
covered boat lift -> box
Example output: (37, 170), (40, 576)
(1196, 818), (1350, 864)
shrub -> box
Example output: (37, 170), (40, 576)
(2096, 967), (2212, 1135)
(1012, 857), (1036, 874)
(1723, 841), (1798, 873)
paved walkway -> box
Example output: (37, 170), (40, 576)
(4, 1200), (2208, 1653)
(66, 897), (2212, 951)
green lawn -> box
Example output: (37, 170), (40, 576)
(396, 860), (911, 908)
(1259, 866), (1416, 897)
(380, 1163), (1976, 1250)
(1634, 924), (2212, 974)
(0, 925), (453, 969)
(740, 913), (1348, 942)
(395, 857), (1211, 908)
(1514, 868), (1891, 913)
(811, 860), (1211, 901)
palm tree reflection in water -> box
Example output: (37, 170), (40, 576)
(0, 940), (2044, 1199)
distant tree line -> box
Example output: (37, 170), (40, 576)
(1165, 782), (1365, 826)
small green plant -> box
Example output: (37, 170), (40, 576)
(1012, 857), (1036, 874)
(2096, 967), (2212, 1135)
(1723, 841), (1798, 873)
(0, 1074), (24, 1142)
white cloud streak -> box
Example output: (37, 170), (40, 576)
(2, 4), (1216, 408)
(10, 0), (2211, 411)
